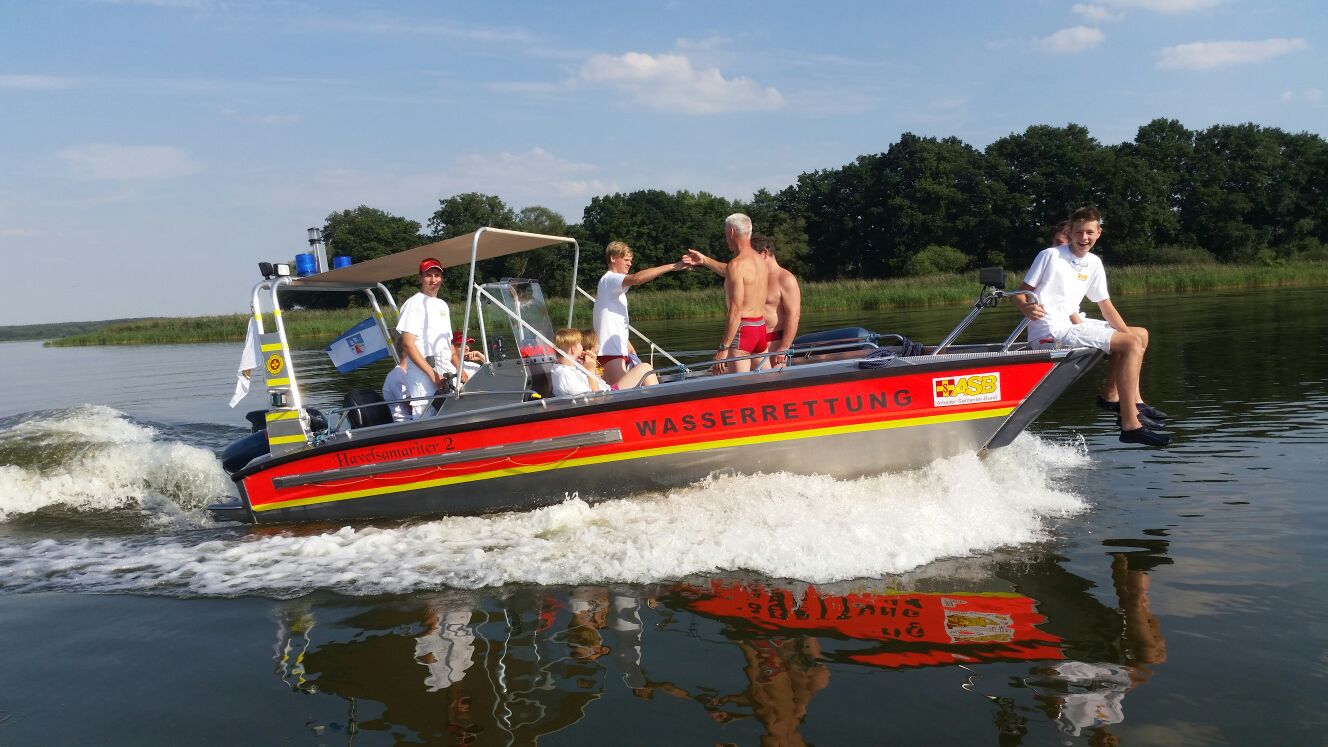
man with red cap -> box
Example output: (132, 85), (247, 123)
(396, 257), (462, 417)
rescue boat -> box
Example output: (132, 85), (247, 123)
(208, 228), (1103, 524)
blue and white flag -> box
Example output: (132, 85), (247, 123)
(325, 317), (390, 373)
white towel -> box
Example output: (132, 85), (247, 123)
(229, 317), (261, 408)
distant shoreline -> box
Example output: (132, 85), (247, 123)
(29, 261), (1328, 347)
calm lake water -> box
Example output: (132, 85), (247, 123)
(1, 288), (1326, 745)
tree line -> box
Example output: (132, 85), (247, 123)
(305, 119), (1326, 306)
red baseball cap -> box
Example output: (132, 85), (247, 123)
(451, 331), (475, 345)
(419, 258), (443, 274)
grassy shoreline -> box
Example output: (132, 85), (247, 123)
(44, 261), (1328, 346)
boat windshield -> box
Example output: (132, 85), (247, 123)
(477, 279), (558, 365)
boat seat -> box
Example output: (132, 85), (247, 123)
(343, 389), (393, 429)
(524, 360), (556, 399)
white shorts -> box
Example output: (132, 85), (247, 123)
(1039, 318), (1116, 352)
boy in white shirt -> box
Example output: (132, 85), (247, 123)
(396, 257), (463, 418)
(593, 241), (680, 386)
(1016, 207), (1169, 446)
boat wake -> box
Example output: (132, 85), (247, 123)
(0, 405), (231, 530)
(0, 430), (1092, 597)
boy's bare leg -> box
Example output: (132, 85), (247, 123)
(1102, 325), (1151, 405)
(1109, 330), (1147, 430)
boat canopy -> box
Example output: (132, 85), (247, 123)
(289, 227), (576, 287)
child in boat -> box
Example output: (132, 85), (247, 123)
(1016, 207), (1170, 446)
(382, 336), (412, 422)
(451, 330), (485, 382)
(552, 327), (606, 396)
(580, 328), (605, 378)
(552, 328), (656, 397)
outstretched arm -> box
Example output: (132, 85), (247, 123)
(682, 249), (727, 277)
(623, 262), (683, 288)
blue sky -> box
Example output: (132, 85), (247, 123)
(2, 0), (1324, 325)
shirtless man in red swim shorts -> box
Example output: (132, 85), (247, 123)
(709, 213), (769, 373)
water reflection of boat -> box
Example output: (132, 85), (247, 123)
(662, 581), (1064, 669)
(209, 228), (1103, 524)
(280, 588), (643, 744)
(268, 545), (1167, 744)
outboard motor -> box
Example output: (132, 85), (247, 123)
(221, 430), (269, 474)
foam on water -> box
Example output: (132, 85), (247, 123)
(0, 433), (1092, 597)
(0, 405), (230, 526)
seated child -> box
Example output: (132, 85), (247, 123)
(552, 327), (607, 396)
(580, 328), (605, 378)
(382, 340), (412, 422)
(552, 328), (659, 397)
(452, 330), (485, 382)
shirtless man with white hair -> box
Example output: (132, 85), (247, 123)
(696, 214), (769, 373)
(685, 231), (800, 368)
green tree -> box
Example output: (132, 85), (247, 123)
(323, 206), (426, 264)
(1181, 124), (1284, 261)
(429, 193), (516, 239)
(283, 206), (426, 309)
(985, 124), (1106, 264)
(506, 206), (576, 296)
(579, 189), (742, 291)
(790, 134), (1004, 278)
(423, 193), (519, 297)
(744, 187), (811, 278)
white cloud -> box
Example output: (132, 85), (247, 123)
(94, 0), (214, 7)
(0, 74), (78, 90)
(1102, 0), (1222, 12)
(452, 148), (609, 201)
(1282, 88), (1323, 103)
(1039, 26), (1106, 55)
(1158, 38), (1308, 70)
(57, 144), (202, 180)
(0, 228), (38, 238)
(295, 16), (535, 44)
(578, 52), (783, 114)
(221, 107), (302, 126)
(674, 35), (732, 53)
(1072, 4), (1124, 23)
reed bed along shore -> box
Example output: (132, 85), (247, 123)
(46, 261), (1328, 346)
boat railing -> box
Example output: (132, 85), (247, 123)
(932, 267), (1036, 356)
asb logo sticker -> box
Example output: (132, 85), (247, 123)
(265, 354), (284, 376)
(933, 372), (1000, 407)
